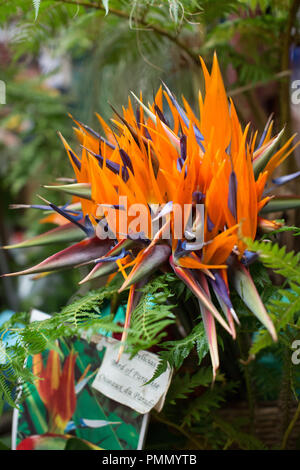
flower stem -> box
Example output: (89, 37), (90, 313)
(281, 401), (300, 449)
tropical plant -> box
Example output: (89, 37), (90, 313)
(1, 0), (300, 451)
(3, 54), (300, 381)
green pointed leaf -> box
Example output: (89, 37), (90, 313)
(198, 289), (219, 379)
(64, 437), (100, 450)
(3, 237), (112, 276)
(0, 441), (9, 450)
(119, 244), (171, 291)
(260, 196), (300, 213)
(169, 0), (179, 23)
(43, 183), (92, 200)
(130, 91), (157, 123)
(3, 223), (84, 249)
(253, 128), (285, 177)
(231, 263), (277, 341)
(79, 260), (118, 284)
(79, 238), (134, 283)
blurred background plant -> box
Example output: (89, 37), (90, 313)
(0, 0), (300, 450)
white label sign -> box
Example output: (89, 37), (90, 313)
(92, 340), (172, 414)
(30, 309), (51, 323)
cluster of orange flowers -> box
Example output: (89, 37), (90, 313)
(6, 55), (299, 376)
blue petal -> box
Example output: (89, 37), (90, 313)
(119, 148), (134, 175)
(256, 114), (273, 150)
(207, 214), (215, 232)
(228, 170), (238, 220)
(162, 81), (205, 151)
(68, 150), (81, 171)
(209, 271), (232, 310)
(95, 248), (129, 263)
(241, 250), (259, 266)
(272, 170), (300, 186)
(154, 104), (169, 126)
(49, 202), (91, 237)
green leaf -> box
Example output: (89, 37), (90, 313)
(3, 223), (84, 249)
(260, 197), (300, 213)
(213, 416), (266, 450)
(64, 437), (95, 450)
(0, 440), (10, 450)
(4, 237), (112, 276)
(246, 239), (300, 285)
(182, 378), (236, 427)
(166, 368), (213, 404)
(128, 281), (176, 353)
(232, 263), (277, 341)
(0, 283), (123, 407)
(253, 128), (285, 177)
(157, 322), (209, 373)
(43, 183), (92, 200)
(246, 239), (300, 355)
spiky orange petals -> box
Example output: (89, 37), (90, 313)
(9, 54), (298, 381)
(176, 254), (227, 270)
(202, 225), (239, 266)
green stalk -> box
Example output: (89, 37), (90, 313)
(278, 344), (293, 446)
(281, 401), (300, 449)
(237, 334), (255, 434)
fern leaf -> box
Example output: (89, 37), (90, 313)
(246, 239), (300, 283)
(166, 367), (213, 404)
(213, 416), (266, 450)
(247, 239), (300, 355)
(161, 322), (208, 370)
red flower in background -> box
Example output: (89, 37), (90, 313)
(32, 349), (77, 433)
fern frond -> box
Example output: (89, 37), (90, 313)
(128, 275), (177, 353)
(166, 367), (213, 404)
(246, 239), (300, 284)
(213, 416), (266, 450)
(246, 239), (300, 355)
(149, 321), (209, 383)
(162, 321), (208, 369)
(182, 379), (237, 427)
(0, 274), (178, 406)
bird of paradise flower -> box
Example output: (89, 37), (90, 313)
(16, 348), (123, 450)
(4, 54), (300, 379)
